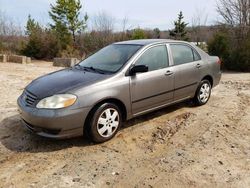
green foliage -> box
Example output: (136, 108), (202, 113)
(59, 45), (80, 58)
(169, 11), (188, 41)
(208, 30), (250, 72)
(3, 3), (249, 73)
(40, 29), (61, 59)
(208, 32), (230, 62)
(208, 32), (230, 70)
(25, 15), (40, 36)
(21, 0), (88, 59)
(21, 35), (42, 58)
(132, 28), (147, 40)
(21, 15), (60, 59)
(228, 33), (250, 72)
(49, 0), (88, 44)
(21, 16), (43, 58)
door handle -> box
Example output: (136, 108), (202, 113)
(165, 70), (173, 76)
(196, 63), (201, 68)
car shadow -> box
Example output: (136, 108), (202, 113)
(0, 100), (194, 153)
(0, 115), (93, 153)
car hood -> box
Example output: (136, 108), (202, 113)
(26, 68), (111, 99)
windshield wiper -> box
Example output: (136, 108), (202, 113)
(74, 64), (83, 70)
(75, 64), (113, 74)
(74, 65), (101, 73)
(82, 66), (106, 74)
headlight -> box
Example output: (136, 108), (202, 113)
(36, 94), (77, 109)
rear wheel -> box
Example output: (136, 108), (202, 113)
(193, 80), (211, 106)
(88, 103), (122, 143)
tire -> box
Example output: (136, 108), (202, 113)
(88, 103), (122, 143)
(193, 80), (212, 106)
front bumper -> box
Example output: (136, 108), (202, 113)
(17, 97), (91, 139)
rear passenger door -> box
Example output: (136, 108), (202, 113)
(169, 43), (202, 100)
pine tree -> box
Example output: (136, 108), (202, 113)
(49, 0), (88, 45)
(22, 15), (43, 58)
(22, 15), (60, 59)
(169, 11), (189, 41)
(25, 14), (41, 36)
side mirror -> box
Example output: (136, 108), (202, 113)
(129, 65), (148, 75)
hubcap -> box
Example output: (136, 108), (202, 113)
(97, 108), (119, 138)
(199, 83), (210, 103)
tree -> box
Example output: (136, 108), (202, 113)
(22, 15), (43, 58)
(0, 10), (22, 36)
(49, 0), (88, 44)
(217, 0), (250, 40)
(121, 16), (130, 33)
(169, 11), (188, 41)
(25, 14), (40, 36)
(0, 10), (22, 53)
(217, 0), (250, 27)
(92, 11), (115, 33)
(22, 15), (60, 59)
(153, 28), (161, 39)
(120, 16), (131, 40)
(208, 32), (230, 62)
(215, 0), (250, 71)
(90, 11), (116, 48)
(132, 28), (146, 39)
(191, 8), (208, 44)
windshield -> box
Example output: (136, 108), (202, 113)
(78, 44), (142, 73)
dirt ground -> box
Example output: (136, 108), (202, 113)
(0, 61), (249, 188)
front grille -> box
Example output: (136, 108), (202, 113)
(22, 90), (38, 107)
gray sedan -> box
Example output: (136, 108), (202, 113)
(18, 39), (221, 143)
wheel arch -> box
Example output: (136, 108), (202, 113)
(84, 98), (127, 131)
(202, 75), (213, 87)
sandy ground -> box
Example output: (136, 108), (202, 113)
(0, 61), (249, 188)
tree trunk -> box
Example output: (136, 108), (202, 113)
(72, 30), (76, 44)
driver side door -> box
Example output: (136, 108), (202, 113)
(129, 44), (174, 115)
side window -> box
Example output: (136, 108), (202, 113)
(135, 45), (169, 71)
(193, 49), (201, 61)
(170, 44), (195, 65)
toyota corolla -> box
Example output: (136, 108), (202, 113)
(18, 39), (221, 143)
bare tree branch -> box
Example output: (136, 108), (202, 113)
(0, 10), (22, 36)
(217, 0), (250, 26)
(192, 8), (208, 43)
(92, 11), (115, 34)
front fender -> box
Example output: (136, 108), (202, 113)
(72, 75), (132, 119)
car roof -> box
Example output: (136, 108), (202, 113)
(115, 39), (208, 59)
(114, 39), (183, 46)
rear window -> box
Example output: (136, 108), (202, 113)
(193, 49), (201, 61)
(170, 44), (201, 65)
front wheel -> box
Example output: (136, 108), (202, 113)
(88, 103), (122, 143)
(193, 80), (211, 106)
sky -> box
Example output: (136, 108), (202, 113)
(0, 0), (219, 31)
